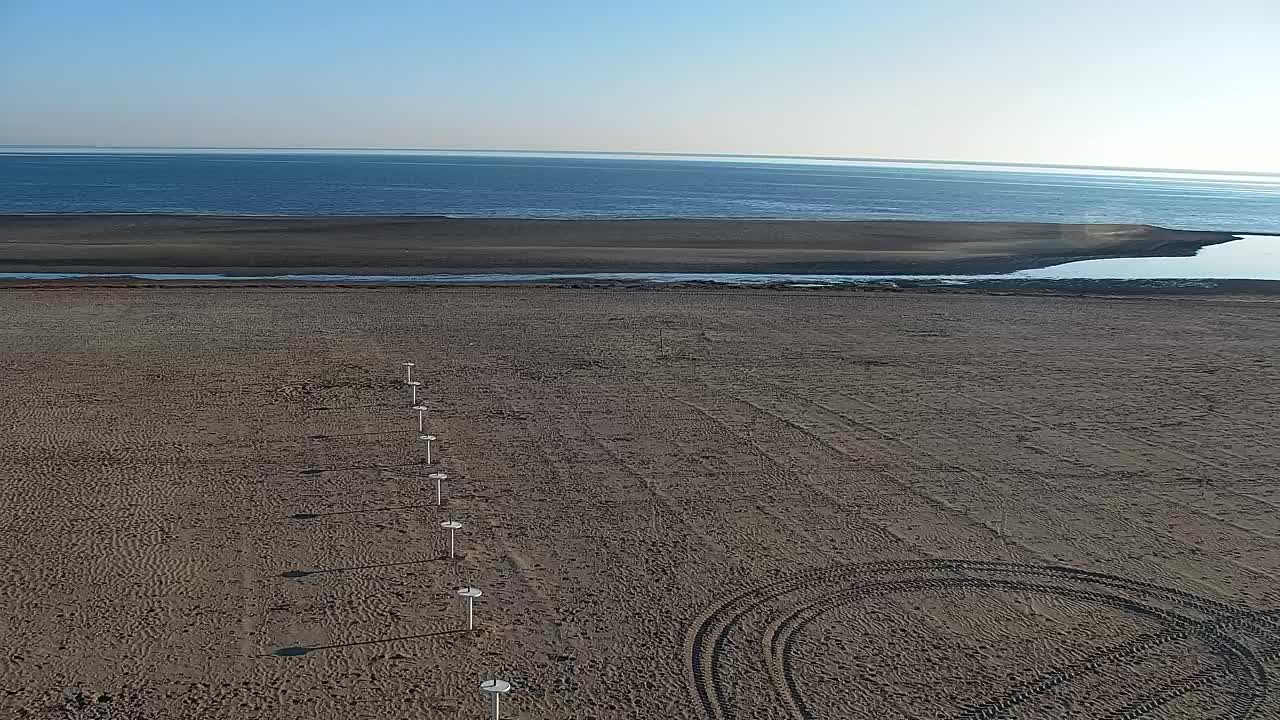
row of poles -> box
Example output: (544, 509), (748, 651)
(401, 362), (513, 719)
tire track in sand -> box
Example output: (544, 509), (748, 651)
(687, 559), (1278, 720)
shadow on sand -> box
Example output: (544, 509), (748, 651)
(273, 628), (468, 657)
(306, 429), (413, 440)
(280, 557), (444, 578)
(288, 504), (437, 520)
(299, 461), (424, 475)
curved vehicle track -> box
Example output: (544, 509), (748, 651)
(685, 560), (1279, 720)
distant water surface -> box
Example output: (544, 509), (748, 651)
(2, 149), (1279, 233)
(1018, 234), (1280, 279)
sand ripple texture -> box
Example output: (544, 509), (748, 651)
(0, 286), (1278, 719)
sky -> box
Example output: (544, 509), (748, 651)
(2, 0), (1278, 172)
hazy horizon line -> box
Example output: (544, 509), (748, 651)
(3, 144), (1279, 179)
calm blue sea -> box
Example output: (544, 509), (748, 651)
(3, 149), (1280, 233)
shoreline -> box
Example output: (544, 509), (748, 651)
(0, 215), (1240, 277)
(3, 278), (1280, 299)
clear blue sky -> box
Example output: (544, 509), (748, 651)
(2, 0), (1277, 171)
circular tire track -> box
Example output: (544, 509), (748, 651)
(685, 560), (1278, 720)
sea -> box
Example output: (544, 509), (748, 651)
(3, 148), (1279, 284)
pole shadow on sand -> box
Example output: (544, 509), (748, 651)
(280, 557), (445, 578)
(299, 461), (424, 475)
(273, 628), (468, 657)
(306, 429), (414, 440)
(288, 504), (437, 520)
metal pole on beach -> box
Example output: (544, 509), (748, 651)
(457, 586), (482, 630)
(429, 472), (446, 506)
(480, 680), (511, 720)
(441, 519), (462, 558)
(419, 434), (436, 465)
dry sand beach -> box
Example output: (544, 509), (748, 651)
(2, 285), (1279, 719)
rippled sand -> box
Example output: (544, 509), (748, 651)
(2, 286), (1278, 719)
